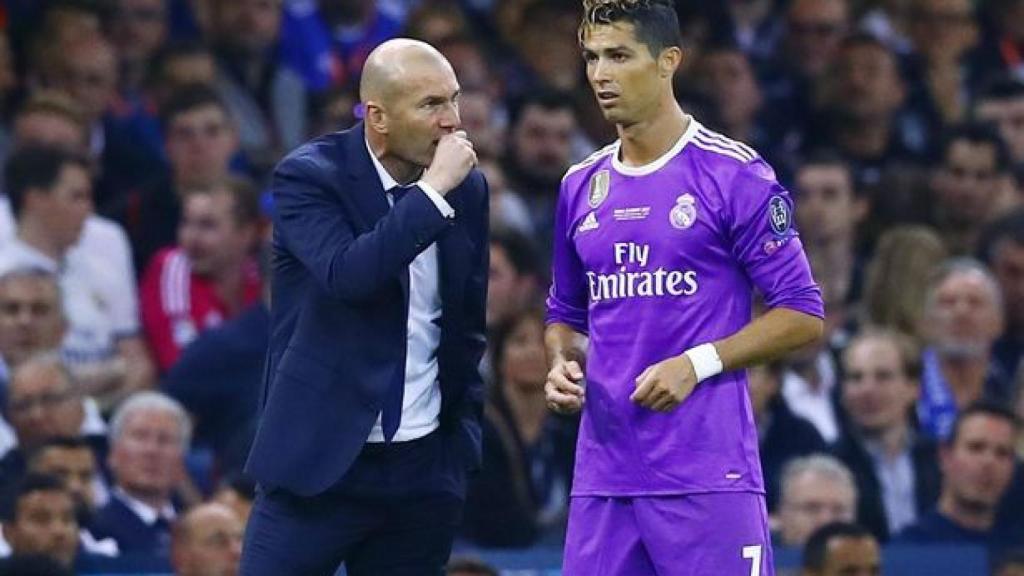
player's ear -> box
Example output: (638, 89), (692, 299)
(659, 46), (683, 78)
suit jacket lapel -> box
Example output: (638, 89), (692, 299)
(340, 122), (409, 300)
(341, 122), (391, 228)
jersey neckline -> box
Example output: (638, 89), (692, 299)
(611, 115), (699, 177)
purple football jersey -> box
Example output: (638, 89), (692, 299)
(546, 119), (824, 496)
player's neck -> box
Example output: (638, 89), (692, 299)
(616, 105), (689, 167)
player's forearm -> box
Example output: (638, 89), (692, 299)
(545, 322), (588, 367)
(711, 307), (823, 372)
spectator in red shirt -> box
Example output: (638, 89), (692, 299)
(140, 178), (261, 372)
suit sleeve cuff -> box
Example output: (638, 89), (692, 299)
(417, 181), (455, 218)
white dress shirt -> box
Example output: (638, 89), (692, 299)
(364, 140), (454, 443)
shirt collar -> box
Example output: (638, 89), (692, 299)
(365, 138), (400, 191)
(114, 487), (175, 527)
(4, 238), (60, 273)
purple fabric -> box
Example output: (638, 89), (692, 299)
(546, 119), (823, 497)
(563, 493), (776, 576)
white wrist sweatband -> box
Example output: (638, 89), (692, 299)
(684, 343), (723, 383)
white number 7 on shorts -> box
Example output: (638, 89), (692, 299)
(742, 545), (762, 576)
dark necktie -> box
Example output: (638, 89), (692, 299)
(382, 184), (412, 442)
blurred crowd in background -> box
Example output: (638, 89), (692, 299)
(0, 0), (1020, 574)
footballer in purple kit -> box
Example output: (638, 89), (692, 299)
(544, 1), (826, 574)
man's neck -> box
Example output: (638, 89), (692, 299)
(939, 354), (989, 407)
(120, 486), (171, 514)
(209, 262), (246, 316)
(617, 103), (689, 167)
(836, 115), (892, 159)
(939, 492), (996, 532)
(17, 222), (66, 261)
(861, 422), (910, 460)
(367, 135), (420, 185)
(174, 173), (228, 198)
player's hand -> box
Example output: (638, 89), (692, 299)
(545, 358), (585, 414)
(631, 353), (698, 412)
(422, 130), (477, 195)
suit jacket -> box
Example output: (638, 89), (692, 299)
(245, 123), (488, 497)
(831, 430), (941, 542)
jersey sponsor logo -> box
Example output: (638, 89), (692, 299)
(577, 211), (599, 234)
(769, 195), (791, 235)
(588, 170), (610, 208)
(586, 242), (699, 302)
(669, 193), (697, 230)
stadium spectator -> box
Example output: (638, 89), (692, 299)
(0, 146), (153, 408)
(0, 268), (65, 380)
(161, 262), (267, 476)
(748, 361), (826, 512)
(861, 225), (949, 338)
(128, 83), (240, 273)
(464, 307), (575, 547)
(26, 437), (115, 556)
(1, 473), (109, 572)
(930, 123), (1017, 255)
(918, 259), (1011, 440)
(801, 521), (881, 576)
(503, 92), (581, 244)
(170, 502), (242, 576)
(974, 77), (1024, 170)
(764, 0), (850, 134)
(794, 152), (868, 310)
(210, 477), (254, 526)
(776, 454), (858, 548)
(487, 229), (541, 331)
(903, 0), (979, 126)
(898, 403), (1024, 552)
(206, 0), (306, 176)
(90, 392), (190, 571)
(140, 178), (261, 372)
(0, 93), (139, 304)
(693, 43), (768, 154)
(979, 209), (1024, 378)
(833, 328), (941, 541)
(110, 0), (170, 99)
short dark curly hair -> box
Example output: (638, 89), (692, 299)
(578, 0), (682, 57)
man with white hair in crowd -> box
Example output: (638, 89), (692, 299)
(89, 391), (191, 572)
(775, 454), (859, 548)
(917, 258), (1012, 440)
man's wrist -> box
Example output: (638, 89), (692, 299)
(683, 343), (723, 383)
(416, 180), (455, 218)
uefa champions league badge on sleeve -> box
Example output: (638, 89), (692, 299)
(768, 195), (792, 236)
(589, 170), (610, 208)
(669, 193), (697, 230)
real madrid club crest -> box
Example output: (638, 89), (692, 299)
(588, 170), (609, 208)
(670, 193), (697, 230)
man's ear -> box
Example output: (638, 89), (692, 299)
(364, 102), (388, 135)
(659, 46), (683, 79)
